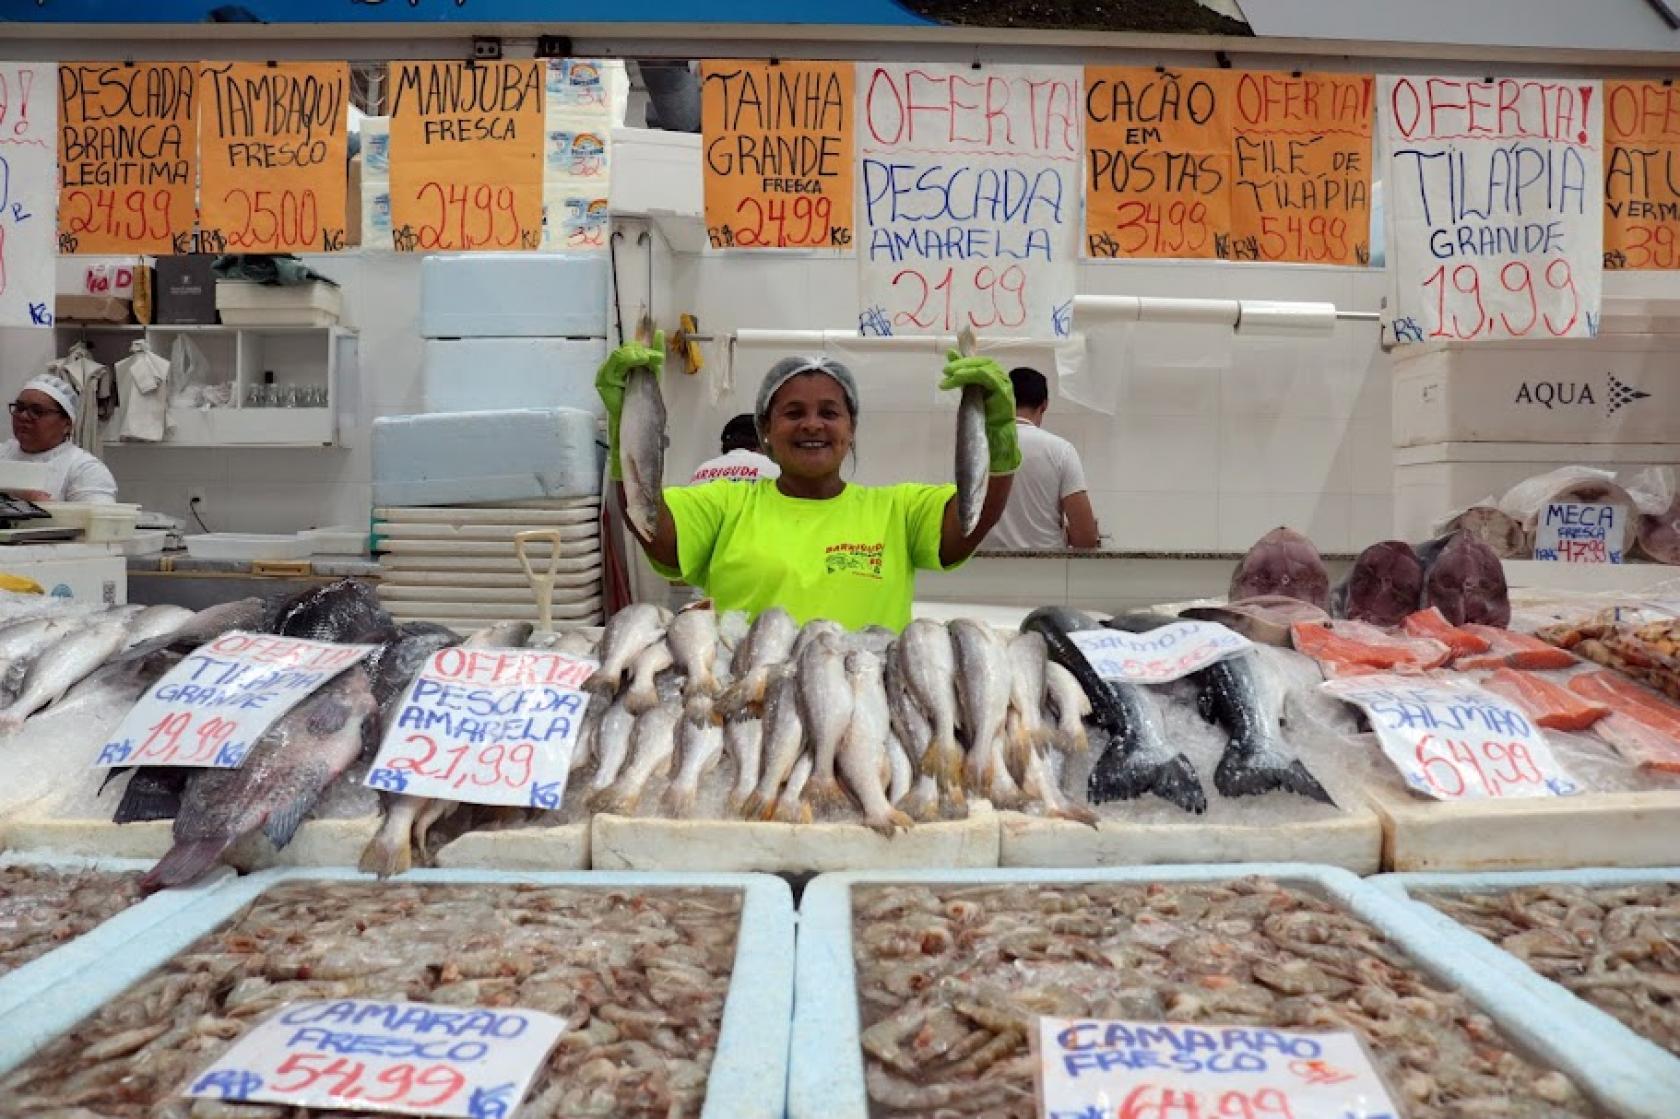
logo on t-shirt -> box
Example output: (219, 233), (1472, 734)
(691, 464), (764, 483)
(824, 541), (884, 580)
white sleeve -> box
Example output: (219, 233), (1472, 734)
(1058, 442), (1088, 500)
(63, 452), (118, 504)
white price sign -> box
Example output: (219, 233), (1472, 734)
(95, 633), (375, 769)
(1067, 622), (1252, 685)
(1037, 1018), (1402, 1119)
(0, 63), (60, 329)
(364, 646), (595, 810)
(1323, 674), (1580, 800)
(1535, 502), (1625, 563)
(185, 998), (567, 1118)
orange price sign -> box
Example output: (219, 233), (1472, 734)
(198, 62), (349, 254)
(387, 61), (544, 253)
(701, 60), (855, 251)
(1603, 80), (1680, 270)
(1084, 65), (1233, 260)
(57, 62), (198, 254)
(1228, 70), (1373, 266)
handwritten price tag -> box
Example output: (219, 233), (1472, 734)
(185, 998), (566, 1119)
(1323, 675), (1580, 800)
(94, 633), (375, 770)
(1067, 622), (1252, 685)
(1037, 1018), (1401, 1119)
(364, 646), (594, 809)
(1535, 502), (1625, 564)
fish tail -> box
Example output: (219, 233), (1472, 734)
(1214, 745), (1336, 806)
(738, 790), (765, 820)
(583, 671), (620, 700)
(663, 783), (698, 818)
(0, 711), (25, 736)
(1087, 748), (1208, 815)
(866, 807), (915, 838)
(1053, 803), (1101, 830)
(140, 838), (229, 892)
(807, 775), (847, 811)
(623, 684), (659, 717)
(1003, 733), (1033, 787)
(901, 780), (940, 823)
(684, 694), (716, 726)
(357, 831), (412, 879)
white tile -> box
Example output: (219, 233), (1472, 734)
(1344, 420), (1395, 495)
(203, 483), (337, 534)
(1085, 490), (1220, 552)
(224, 447), (360, 485)
(1351, 495), (1397, 546)
(1119, 362), (1221, 418)
(1218, 492), (1351, 554)
(1223, 336), (1363, 420)
(1084, 416), (1219, 494)
(104, 446), (227, 486)
(1217, 415), (1351, 494)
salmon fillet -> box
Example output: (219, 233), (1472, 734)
(1403, 608), (1493, 659)
(1570, 670), (1680, 773)
(1479, 668), (1609, 731)
(1456, 626), (1578, 671)
(1290, 620), (1452, 679)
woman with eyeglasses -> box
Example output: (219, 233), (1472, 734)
(595, 337), (1018, 631)
(0, 374), (118, 504)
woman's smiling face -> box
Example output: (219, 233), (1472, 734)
(762, 372), (854, 482)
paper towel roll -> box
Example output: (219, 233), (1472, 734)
(1237, 300), (1337, 336)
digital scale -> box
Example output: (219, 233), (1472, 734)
(0, 495), (80, 545)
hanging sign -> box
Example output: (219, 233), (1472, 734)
(1228, 70), (1373, 266)
(1535, 501), (1626, 563)
(1603, 80), (1680, 270)
(94, 632), (376, 769)
(387, 61), (544, 253)
(1084, 66), (1232, 261)
(198, 62), (349, 254)
(0, 62), (58, 329)
(1323, 674), (1581, 800)
(702, 59), (854, 251)
(185, 998), (568, 1118)
(1066, 622), (1252, 685)
(364, 646), (594, 810)
(56, 62), (198, 254)
(1381, 75), (1603, 344)
(856, 62), (1081, 339)
(1037, 1018), (1402, 1119)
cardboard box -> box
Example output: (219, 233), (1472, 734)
(152, 255), (218, 325)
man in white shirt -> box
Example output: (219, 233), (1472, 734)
(689, 413), (781, 484)
(985, 367), (1099, 551)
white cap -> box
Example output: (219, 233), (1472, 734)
(22, 374), (78, 424)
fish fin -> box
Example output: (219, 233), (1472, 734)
(140, 838), (229, 891)
(866, 808), (915, 838)
(1195, 686), (1217, 725)
(112, 770), (186, 824)
(1087, 749), (1208, 815)
(97, 766), (130, 797)
(357, 831), (412, 879)
(1214, 746), (1336, 806)
(260, 791), (317, 850)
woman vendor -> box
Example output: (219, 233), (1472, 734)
(0, 374), (117, 503)
(597, 337), (1019, 631)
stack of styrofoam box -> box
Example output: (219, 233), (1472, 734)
(1392, 297), (1680, 540)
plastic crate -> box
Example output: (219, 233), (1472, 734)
(791, 863), (1680, 1119)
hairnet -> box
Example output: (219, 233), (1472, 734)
(755, 355), (859, 436)
(22, 374), (78, 425)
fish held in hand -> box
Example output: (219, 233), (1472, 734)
(620, 365), (669, 540)
(955, 385), (989, 536)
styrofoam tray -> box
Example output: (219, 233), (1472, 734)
(379, 539), (602, 558)
(378, 569), (603, 589)
(1373, 867), (1680, 1083)
(373, 500), (600, 524)
(377, 522), (601, 541)
(381, 554), (603, 574)
(1, 811), (379, 873)
(0, 866), (794, 1119)
(184, 532), (310, 562)
(790, 863), (1680, 1119)
(0, 852), (234, 1022)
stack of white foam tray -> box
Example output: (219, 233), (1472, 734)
(376, 498), (604, 630)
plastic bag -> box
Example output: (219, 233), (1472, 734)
(1498, 465), (1619, 526)
(167, 335), (222, 408)
(1622, 465), (1677, 517)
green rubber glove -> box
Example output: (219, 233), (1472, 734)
(939, 351), (1021, 474)
(595, 333), (665, 481)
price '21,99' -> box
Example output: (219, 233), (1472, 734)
(891, 265), (1029, 331)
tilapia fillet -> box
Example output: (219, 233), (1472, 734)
(0, 881), (744, 1118)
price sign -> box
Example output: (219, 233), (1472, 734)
(57, 63), (198, 254)
(1228, 70), (1373, 266)
(199, 62), (349, 254)
(1066, 622), (1252, 685)
(388, 61), (544, 253)
(94, 632), (375, 770)
(1323, 674), (1581, 800)
(1603, 81), (1680, 270)
(0, 63), (59, 329)
(364, 646), (594, 809)
(185, 998), (567, 1118)
(1084, 66), (1233, 261)
(1535, 502), (1626, 563)
(702, 60), (854, 251)
(1037, 1018), (1401, 1119)
(856, 62), (1080, 340)
(1381, 75), (1603, 344)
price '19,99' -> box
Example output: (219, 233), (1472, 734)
(1420, 258), (1581, 339)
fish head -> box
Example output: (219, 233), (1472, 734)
(1425, 533), (1510, 626)
(1342, 540), (1424, 625)
(1229, 527), (1330, 610)
(1021, 606), (1101, 636)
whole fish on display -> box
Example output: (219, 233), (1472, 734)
(896, 619), (963, 789)
(265, 578), (396, 644)
(0, 619), (131, 732)
(587, 603), (669, 697)
(1180, 595), (1328, 647)
(949, 618), (1018, 805)
(717, 606), (798, 718)
(1330, 540), (1424, 626)
(839, 650), (913, 836)
(145, 667), (378, 889)
(118, 605), (196, 649)
(667, 605), (722, 721)
(620, 364), (668, 540)
(1228, 526), (1330, 610)
(109, 596), (266, 664)
(954, 387), (989, 536)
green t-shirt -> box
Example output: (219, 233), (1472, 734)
(660, 480), (959, 631)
